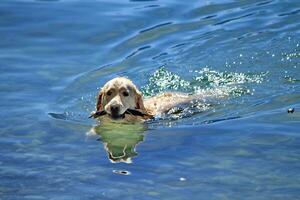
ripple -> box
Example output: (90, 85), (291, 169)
(140, 22), (173, 33)
(126, 45), (151, 59)
(112, 170), (131, 175)
(48, 112), (67, 120)
(214, 13), (255, 26)
(278, 9), (300, 17)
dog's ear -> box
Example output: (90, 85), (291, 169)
(96, 90), (104, 111)
(135, 89), (146, 111)
(135, 90), (154, 119)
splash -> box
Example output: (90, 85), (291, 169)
(142, 66), (266, 98)
(141, 66), (266, 121)
(192, 67), (266, 97)
(141, 67), (191, 96)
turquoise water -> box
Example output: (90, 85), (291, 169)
(1, 0), (300, 199)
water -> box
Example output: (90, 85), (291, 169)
(1, 0), (300, 199)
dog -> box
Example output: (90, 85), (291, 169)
(90, 77), (194, 122)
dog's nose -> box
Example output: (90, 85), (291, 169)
(110, 105), (120, 114)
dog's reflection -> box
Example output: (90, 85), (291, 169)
(88, 122), (147, 163)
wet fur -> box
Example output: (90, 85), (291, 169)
(93, 77), (193, 122)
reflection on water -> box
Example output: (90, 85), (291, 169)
(89, 122), (147, 163)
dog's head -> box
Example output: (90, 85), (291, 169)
(95, 77), (147, 120)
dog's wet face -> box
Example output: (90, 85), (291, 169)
(103, 85), (134, 119)
(96, 77), (144, 120)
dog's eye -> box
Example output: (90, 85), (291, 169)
(107, 91), (112, 96)
(122, 91), (129, 97)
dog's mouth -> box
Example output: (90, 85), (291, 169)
(110, 112), (125, 120)
(89, 109), (152, 119)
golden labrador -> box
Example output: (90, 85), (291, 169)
(90, 77), (194, 122)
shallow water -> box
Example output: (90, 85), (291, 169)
(1, 0), (300, 199)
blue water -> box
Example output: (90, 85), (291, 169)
(1, 0), (300, 199)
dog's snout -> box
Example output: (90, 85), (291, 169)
(110, 105), (120, 113)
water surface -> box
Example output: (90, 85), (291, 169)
(0, 0), (300, 199)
